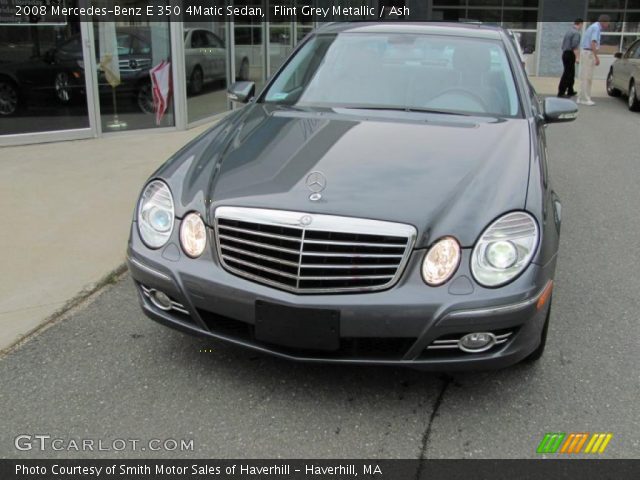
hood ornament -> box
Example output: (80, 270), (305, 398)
(305, 171), (326, 202)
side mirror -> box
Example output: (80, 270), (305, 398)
(543, 97), (578, 124)
(614, 52), (623, 59)
(227, 81), (255, 103)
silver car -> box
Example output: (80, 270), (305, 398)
(183, 28), (249, 95)
(607, 38), (640, 111)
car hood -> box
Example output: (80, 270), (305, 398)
(163, 104), (532, 249)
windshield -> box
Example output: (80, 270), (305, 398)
(263, 32), (521, 118)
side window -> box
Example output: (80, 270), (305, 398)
(633, 42), (640, 59)
(624, 41), (638, 59)
(191, 30), (208, 48)
(207, 32), (223, 48)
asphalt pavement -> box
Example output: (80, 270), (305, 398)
(1, 95), (639, 459)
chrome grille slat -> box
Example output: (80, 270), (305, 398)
(301, 252), (404, 258)
(220, 245), (300, 268)
(218, 234), (301, 255)
(301, 263), (401, 269)
(303, 239), (407, 248)
(298, 274), (395, 281)
(218, 224), (303, 242)
(222, 256), (299, 280)
(215, 207), (416, 294)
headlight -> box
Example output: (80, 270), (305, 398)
(180, 212), (207, 258)
(471, 212), (539, 287)
(422, 236), (461, 286)
(137, 180), (174, 248)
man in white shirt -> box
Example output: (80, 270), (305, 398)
(578, 15), (610, 106)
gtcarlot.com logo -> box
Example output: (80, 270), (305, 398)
(537, 432), (613, 454)
(14, 435), (194, 452)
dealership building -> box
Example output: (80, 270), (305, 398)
(1, 0), (639, 146)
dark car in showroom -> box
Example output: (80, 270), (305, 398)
(607, 38), (640, 111)
(127, 23), (577, 370)
(0, 27), (156, 117)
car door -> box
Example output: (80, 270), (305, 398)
(191, 30), (213, 80)
(205, 31), (226, 80)
(630, 40), (640, 90)
(615, 41), (638, 92)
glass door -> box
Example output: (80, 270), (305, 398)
(0, 3), (97, 143)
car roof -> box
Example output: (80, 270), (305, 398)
(315, 22), (505, 40)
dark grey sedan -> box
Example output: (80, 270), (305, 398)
(607, 38), (640, 111)
(127, 23), (577, 370)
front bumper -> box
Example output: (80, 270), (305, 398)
(127, 222), (556, 370)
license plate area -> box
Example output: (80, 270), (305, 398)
(255, 301), (340, 351)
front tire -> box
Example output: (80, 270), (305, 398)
(628, 80), (640, 111)
(137, 82), (154, 115)
(55, 72), (73, 103)
(606, 70), (621, 97)
(523, 298), (551, 363)
(0, 78), (19, 116)
(189, 66), (204, 95)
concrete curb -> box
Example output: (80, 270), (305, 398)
(0, 263), (128, 358)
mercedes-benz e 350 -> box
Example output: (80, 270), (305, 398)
(127, 23), (577, 370)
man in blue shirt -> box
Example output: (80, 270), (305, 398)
(578, 15), (610, 106)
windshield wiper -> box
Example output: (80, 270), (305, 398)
(342, 106), (471, 116)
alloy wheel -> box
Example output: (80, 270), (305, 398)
(0, 81), (18, 115)
(55, 72), (71, 103)
(628, 83), (639, 111)
(137, 83), (154, 115)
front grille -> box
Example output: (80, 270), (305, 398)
(214, 207), (416, 294)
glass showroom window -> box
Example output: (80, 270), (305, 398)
(587, 0), (640, 54)
(0, 2), (91, 137)
(92, 1), (174, 132)
(431, 0), (540, 54)
(234, 1), (266, 90)
(183, 23), (230, 124)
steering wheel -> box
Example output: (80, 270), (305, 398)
(426, 88), (490, 112)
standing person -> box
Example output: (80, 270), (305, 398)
(558, 19), (583, 97)
(578, 15), (610, 106)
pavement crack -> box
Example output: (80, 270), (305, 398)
(415, 375), (452, 479)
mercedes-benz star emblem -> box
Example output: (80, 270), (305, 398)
(305, 171), (327, 201)
(305, 171), (327, 193)
(300, 215), (313, 226)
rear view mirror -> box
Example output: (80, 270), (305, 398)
(543, 97), (578, 124)
(614, 52), (623, 59)
(227, 81), (255, 104)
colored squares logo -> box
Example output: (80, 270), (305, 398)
(537, 433), (613, 454)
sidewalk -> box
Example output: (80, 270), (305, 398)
(0, 122), (214, 351)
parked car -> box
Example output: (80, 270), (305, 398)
(0, 36), (84, 116)
(184, 28), (250, 95)
(607, 38), (640, 111)
(127, 23), (577, 370)
(0, 27), (159, 116)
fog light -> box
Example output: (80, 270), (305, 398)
(458, 332), (496, 353)
(149, 289), (172, 311)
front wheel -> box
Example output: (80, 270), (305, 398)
(523, 298), (551, 363)
(606, 71), (621, 97)
(0, 79), (19, 116)
(189, 66), (204, 95)
(137, 82), (154, 115)
(55, 72), (73, 103)
(628, 81), (640, 111)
